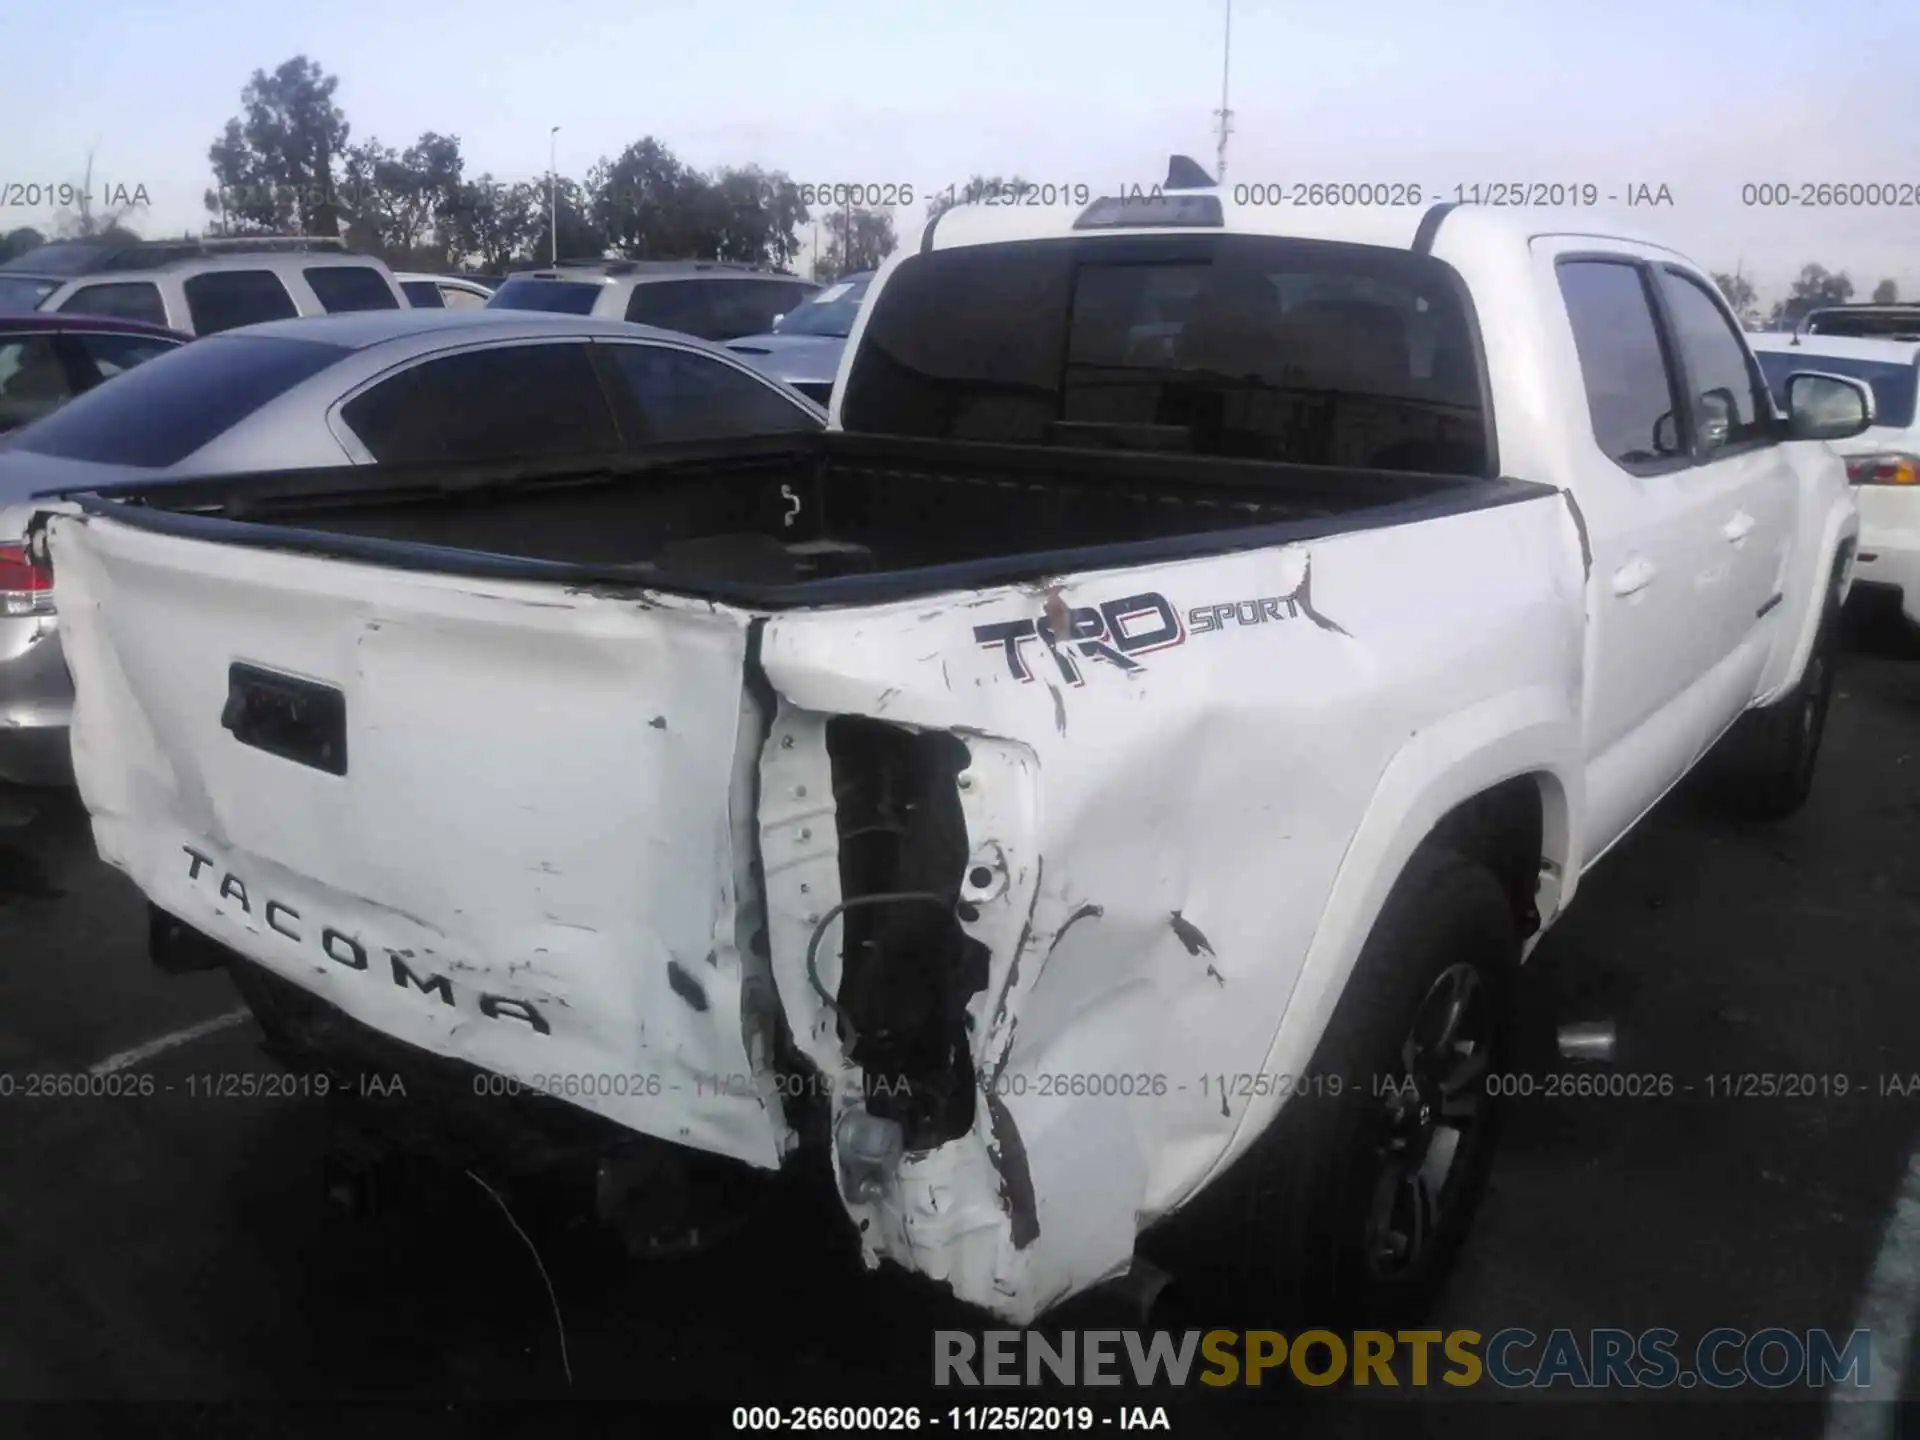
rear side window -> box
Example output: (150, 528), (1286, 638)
(12, 334), (348, 466)
(339, 342), (620, 465)
(401, 280), (445, 308)
(58, 282), (168, 328)
(305, 265), (399, 314)
(183, 270), (299, 335)
(71, 331), (182, 382)
(841, 235), (1490, 474)
(1557, 260), (1687, 469)
(624, 280), (715, 336)
(606, 344), (820, 443)
(487, 278), (602, 315)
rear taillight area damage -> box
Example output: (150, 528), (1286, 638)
(0, 540), (54, 618)
(760, 702), (1071, 1314)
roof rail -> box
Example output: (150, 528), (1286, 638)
(2, 233), (359, 277)
(545, 255), (786, 276)
(195, 235), (350, 253)
(1797, 301), (1920, 337)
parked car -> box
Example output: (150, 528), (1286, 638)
(22, 185), (1862, 1326)
(394, 273), (494, 310)
(0, 236), (407, 337)
(0, 313), (187, 436)
(1750, 331), (1919, 632)
(724, 270), (874, 406)
(0, 313), (188, 784)
(0, 308), (822, 785)
(485, 258), (817, 342)
(1799, 303), (1920, 341)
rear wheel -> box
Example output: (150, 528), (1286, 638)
(1709, 608), (1837, 821)
(1171, 848), (1517, 1325)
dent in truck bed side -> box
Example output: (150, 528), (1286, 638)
(751, 491), (1584, 1320)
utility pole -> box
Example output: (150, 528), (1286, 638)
(549, 126), (560, 264)
(1213, 0), (1235, 183)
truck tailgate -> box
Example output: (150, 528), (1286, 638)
(47, 512), (790, 1169)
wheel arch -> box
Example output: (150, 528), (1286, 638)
(1183, 686), (1581, 1201)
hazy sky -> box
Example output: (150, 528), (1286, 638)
(7, 0), (1918, 302)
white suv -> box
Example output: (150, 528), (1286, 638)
(485, 259), (817, 342)
(1751, 330), (1920, 629)
(0, 237), (408, 337)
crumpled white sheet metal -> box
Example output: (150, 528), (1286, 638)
(51, 489), (1586, 1323)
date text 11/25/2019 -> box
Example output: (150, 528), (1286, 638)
(1, 182), (150, 209)
(1228, 182), (1675, 208)
(728, 1405), (1174, 1430)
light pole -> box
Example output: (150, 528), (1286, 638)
(1214, 0), (1235, 182)
(549, 125), (560, 264)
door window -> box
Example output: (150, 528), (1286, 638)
(339, 342), (620, 464)
(183, 270), (299, 335)
(1556, 260), (1688, 471)
(306, 266), (400, 313)
(58, 281), (168, 327)
(1656, 269), (1772, 454)
(605, 344), (820, 443)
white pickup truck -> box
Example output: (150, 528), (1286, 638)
(27, 186), (1869, 1326)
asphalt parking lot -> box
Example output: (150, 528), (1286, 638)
(2, 621), (1918, 1438)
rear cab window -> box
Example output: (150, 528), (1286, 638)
(57, 282), (168, 328)
(487, 278), (603, 315)
(11, 334), (349, 467)
(183, 270), (300, 335)
(841, 234), (1491, 475)
(401, 280), (445, 308)
(305, 265), (400, 313)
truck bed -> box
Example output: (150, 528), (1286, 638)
(67, 431), (1550, 606)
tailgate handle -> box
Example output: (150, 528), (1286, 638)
(220, 664), (348, 776)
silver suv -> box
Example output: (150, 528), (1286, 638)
(0, 236), (408, 337)
(486, 259), (817, 342)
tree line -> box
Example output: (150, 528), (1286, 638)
(1712, 265), (1899, 331)
(0, 58), (1908, 310)
(188, 56), (916, 279)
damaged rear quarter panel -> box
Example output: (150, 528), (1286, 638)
(757, 497), (1581, 1321)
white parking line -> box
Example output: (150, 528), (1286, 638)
(86, 1008), (252, 1076)
(1824, 1148), (1920, 1438)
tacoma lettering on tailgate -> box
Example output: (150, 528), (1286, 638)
(182, 845), (552, 1033)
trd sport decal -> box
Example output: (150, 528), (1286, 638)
(973, 557), (1349, 685)
(975, 592), (1184, 686)
(1188, 553), (1350, 639)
